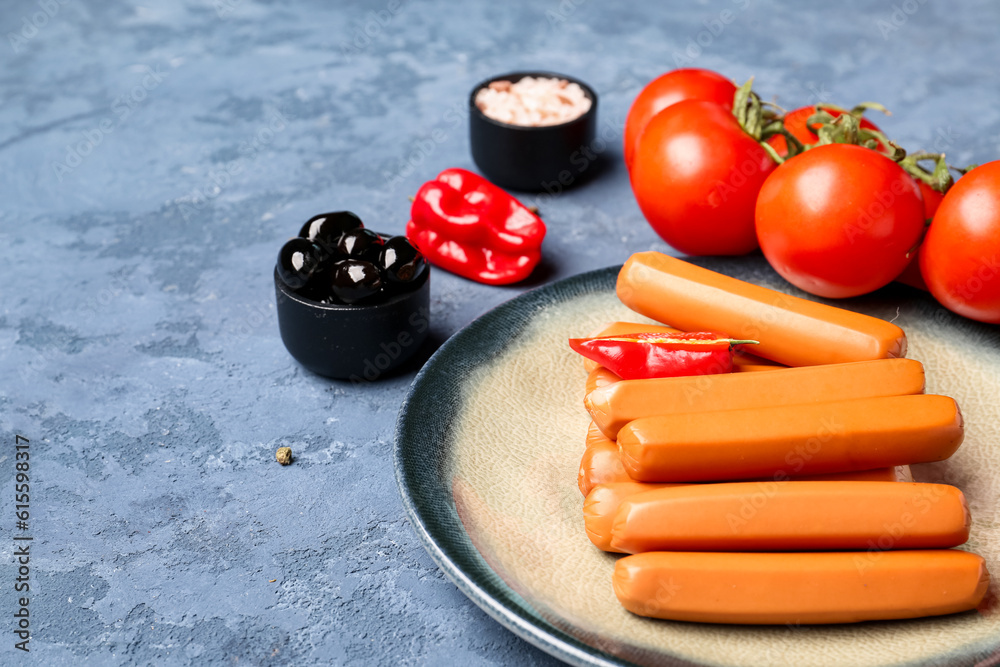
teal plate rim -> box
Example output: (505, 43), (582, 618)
(394, 264), (633, 667)
(392, 256), (1000, 667)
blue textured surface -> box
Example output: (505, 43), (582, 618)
(0, 1), (998, 664)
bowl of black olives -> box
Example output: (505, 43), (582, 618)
(274, 211), (430, 380)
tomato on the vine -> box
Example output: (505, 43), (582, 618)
(919, 160), (1000, 323)
(755, 144), (925, 298)
(630, 99), (776, 256)
(916, 181), (945, 219)
(894, 181), (944, 291)
(767, 105), (884, 157)
(623, 68), (736, 169)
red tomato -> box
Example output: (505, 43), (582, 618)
(919, 160), (1000, 323)
(894, 181), (944, 291)
(623, 68), (735, 169)
(767, 106), (884, 157)
(755, 144), (925, 298)
(630, 99), (776, 256)
(917, 181), (945, 219)
(894, 253), (928, 291)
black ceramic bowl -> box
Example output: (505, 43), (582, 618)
(469, 71), (598, 193)
(274, 266), (430, 381)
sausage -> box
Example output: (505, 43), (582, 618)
(586, 357), (925, 439)
(613, 550), (989, 624)
(582, 422), (909, 498)
(585, 366), (621, 395)
(732, 360), (784, 373)
(616, 252), (907, 367)
(587, 321), (676, 338)
(610, 481), (970, 553)
(583, 482), (676, 552)
(585, 421), (613, 450)
(585, 469), (910, 550)
(732, 347), (785, 371)
(576, 444), (900, 496)
(579, 435), (630, 496)
(581, 320), (783, 373)
(783, 467), (906, 482)
(618, 394), (962, 482)
(584, 470), (909, 551)
(585, 359), (773, 394)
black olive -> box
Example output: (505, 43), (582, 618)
(276, 238), (322, 289)
(380, 236), (428, 285)
(336, 228), (385, 261)
(299, 211), (364, 257)
(295, 264), (335, 302)
(330, 259), (383, 304)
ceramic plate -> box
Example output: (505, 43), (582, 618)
(394, 256), (1000, 667)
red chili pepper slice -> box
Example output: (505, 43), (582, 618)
(406, 168), (546, 285)
(568, 331), (759, 381)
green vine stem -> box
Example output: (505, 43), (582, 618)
(732, 78), (787, 164)
(898, 151), (975, 193)
(807, 109), (905, 160)
(731, 84), (975, 188)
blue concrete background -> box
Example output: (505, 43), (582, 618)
(0, 0), (998, 664)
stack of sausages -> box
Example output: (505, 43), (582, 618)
(578, 252), (989, 625)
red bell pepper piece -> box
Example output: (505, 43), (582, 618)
(568, 332), (759, 381)
(406, 168), (546, 285)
